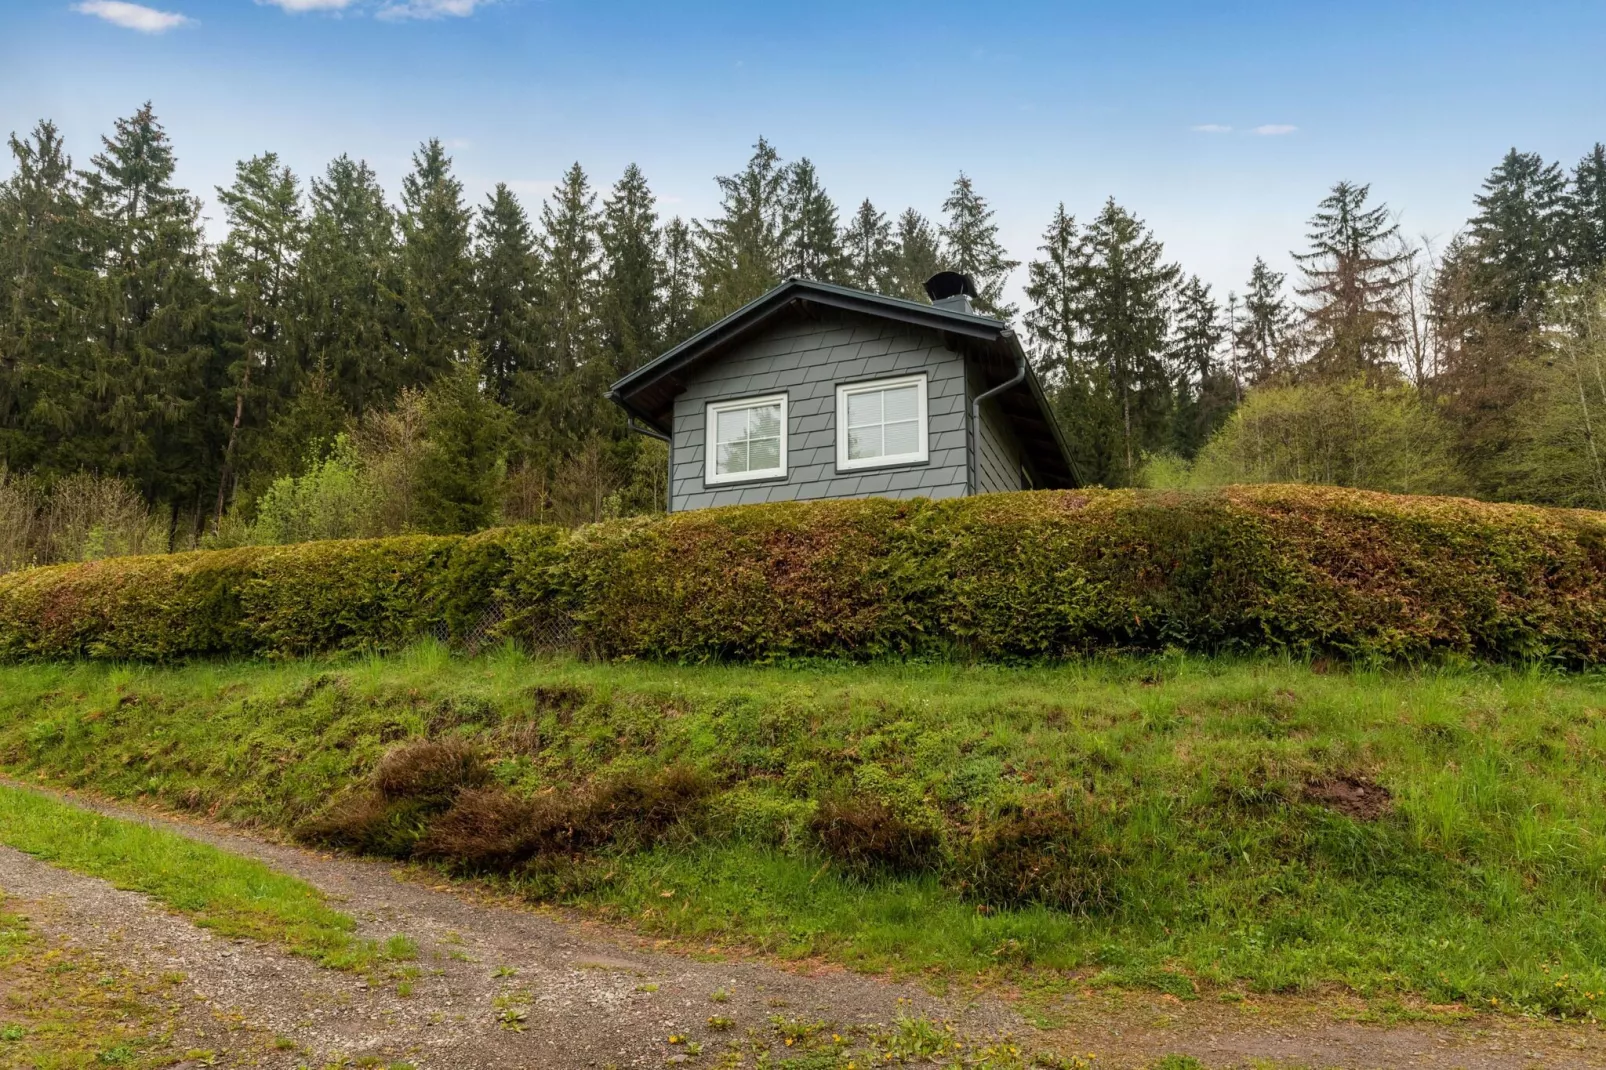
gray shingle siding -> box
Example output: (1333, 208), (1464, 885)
(670, 310), (971, 511)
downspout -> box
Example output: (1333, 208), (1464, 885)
(970, 336), (1027, 497)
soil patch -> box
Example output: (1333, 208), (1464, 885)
(1305, 775), (1393, 820)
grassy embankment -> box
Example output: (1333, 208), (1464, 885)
(3, 644), (1605, 1017)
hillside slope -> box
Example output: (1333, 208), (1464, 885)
(5, 646), (1606, 1015)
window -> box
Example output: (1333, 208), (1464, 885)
(705, 394), (787, 484)
(836, 374), (929, 471)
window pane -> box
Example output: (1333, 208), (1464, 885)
(882, 385), (918, 423)
(748, 435), (781, 471)
(717, 440), (748, 475)
(883, 419), (919, 456)
(749, 404), (782, 440)
(847, 425), (882, 461)
(846, 390), (881, 429)
(716, 408), (749, 447)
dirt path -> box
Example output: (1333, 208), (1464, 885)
(3, 787), (1604, 1069)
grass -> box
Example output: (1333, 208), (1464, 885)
(5, 643), (1606, 1016)
(0, 783), (400, 973)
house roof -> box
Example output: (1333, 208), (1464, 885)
(607, 277), (1079, 488)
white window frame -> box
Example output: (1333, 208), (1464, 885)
(704, 393), (788, 485)
(835, 374), (930, 472)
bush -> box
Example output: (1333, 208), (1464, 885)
(5, 486), (1606, 665)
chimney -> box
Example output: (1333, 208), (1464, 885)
(923, 271), (980, 315)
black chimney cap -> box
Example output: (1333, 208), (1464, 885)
(923, 271), (978, 302)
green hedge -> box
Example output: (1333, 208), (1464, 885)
(3, 486), (1605, 665)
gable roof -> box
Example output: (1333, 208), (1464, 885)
(607, 277), (1079, 488)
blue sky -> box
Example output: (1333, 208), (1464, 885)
(3, 0), (1604, 308)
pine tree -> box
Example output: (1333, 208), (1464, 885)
(1292, 180), (1412, 381)
(695, 138), (786, 323)
(939, 174), (1019, 317)
(842, 199), (894, 294)
(1071, 198), (1180, 483)
(414, 355), (513, 534)
(213, 153), (305, 526)
(598, 163), (661, 376)
(473, 182), (540, 406)
(0, 120), (88, 473)
(1464, 149), (1567, 327)
(78, 103), (220, 518)
(890, 209), (941, 302)
(1235, 257), (1293, 384)
(1569, 144), (1606, 280)
(779, 158), (846, 283)
(398, 138), (474, 387)
(294, 155), (401, 419)
(1167, 275), (1233, 456)
(659, 216), (699, 347)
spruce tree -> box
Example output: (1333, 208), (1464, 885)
(1292, 180), (1412, 381)
(1464, 149), (1567, 327)
(398, 138), (474, 387)
(598, 163), (662, 376)
(1569, 144), (1606, 279)
(1023, 203), (1080, 381)
(779, 158), (846, 283)
(294, 155), (401, 418)
(213, 153), (305, 525)
(890, 209), (942, 302)
(1235, 257), (1293, 384)
(1071, 198), (1180, 483)
(0, 120), (88, 473)
(659, 216), (699, 347)
(695, 137), (786, 323)
(842, 199), (894, 294)
(414, 355), (513, 534)
(1167, 275), (1232, 456)
(939, 174), (1019, 317)
(473, 182), (540, 405)
(79, 103), (220, 518)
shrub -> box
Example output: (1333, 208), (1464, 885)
(811, 794), (943, 875)
(6, 486), (1606, 666)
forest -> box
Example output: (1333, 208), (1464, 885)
(2, 102), (1605, 570)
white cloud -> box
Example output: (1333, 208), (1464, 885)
(258, 0), (358, 10)
(74, 0), (191, 32)
(1252, 124), (1298, 136)
(1191, 124), (1233, 134)
(377, 0), (490, 18)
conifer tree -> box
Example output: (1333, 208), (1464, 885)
(842, 199), (894, 294)
(779, 158), (845, 283)
(398, 138), (474, 387)
(1235, 257), (1293, 384)
(695, 138), (786, 323)
(890, 209), (942, 302)
(598, 163), (661, 376)
(1072, 198), (1180, 483)
(414, 355), (512, 534)
(295, 155), (400, 419)
(1023, 203), (1080, 382)
(1292, 180), (1412, 381)
(79, 103), (219, 516)
(0, 121), (88, 473)
(213, 153), (305, 525)
(1167, 275), (1233, 456)
(939, 174), (1019, 317)
(1568, 144), (1606, 280)
(473, 182), (540, 406)
(659, 216), (699, 347)
(1464, 149), (1567, 327)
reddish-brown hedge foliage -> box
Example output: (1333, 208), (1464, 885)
(3, 487), (1604, 665)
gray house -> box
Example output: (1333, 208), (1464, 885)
(607, 273), (1077, 512)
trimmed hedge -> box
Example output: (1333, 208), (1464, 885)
(3, 486), (1606, 665)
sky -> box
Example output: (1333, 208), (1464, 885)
(3, 0), (1604, 310)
